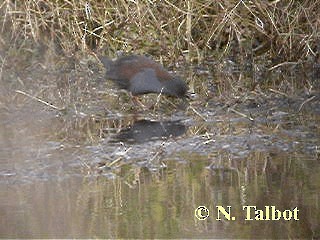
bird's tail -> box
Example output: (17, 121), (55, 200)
(98, 56), (113, 71)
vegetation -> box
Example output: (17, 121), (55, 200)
(1, 0), (319, 63)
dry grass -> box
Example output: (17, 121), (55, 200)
(0, 0), (319, 102)
(0, 0), (319, 63)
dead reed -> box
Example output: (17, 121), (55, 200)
(0, 0), (318, 63)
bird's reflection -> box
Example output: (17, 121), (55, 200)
(112, 119), (186, 144)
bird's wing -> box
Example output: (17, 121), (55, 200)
(129, 68), (163, 95)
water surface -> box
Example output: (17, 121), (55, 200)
(0, 54), (319, 238)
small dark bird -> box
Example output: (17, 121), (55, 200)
(99, 55), (187, 97)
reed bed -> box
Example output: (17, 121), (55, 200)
(0, 0), (319, 63)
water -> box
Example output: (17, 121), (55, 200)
(0, 54), (319, 238)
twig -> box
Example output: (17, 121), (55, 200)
(229, 108), (254, 121)
(298, 95), (316, 112)
(268, 61), (299, 71)
(189, 105), (207, 121)
(15, 90), (63, 111)
(107, 147), (132, 167)
(269, 88), (288, 97)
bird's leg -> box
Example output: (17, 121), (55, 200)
(130, 94), (149, 110)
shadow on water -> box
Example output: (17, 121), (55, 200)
(112, 119), (187, 143)
(0, 51), (319, 238)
